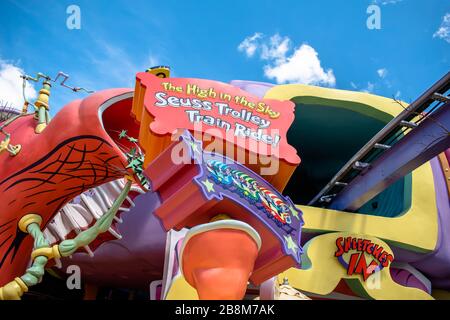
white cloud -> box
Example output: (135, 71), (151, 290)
(377, 68), (388, 78)
(238, 33), (336, 86)
(433, 13), (450, 43)
(238, 33), (263, 57)
(260, 34), (291, 62)
(0, 59), (37, 111)
(395, 90), (401, 99)
(264, 44), (336, 86)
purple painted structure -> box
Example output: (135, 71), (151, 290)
(411, 156), (450, 289)
(229, 80), (274, 98)
(390, 267), (430, 293)
(330, 103), (450, 211)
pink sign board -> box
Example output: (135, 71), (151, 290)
(136, 73), (300, 164)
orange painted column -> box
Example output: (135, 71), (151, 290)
(180, 220), (261, 300)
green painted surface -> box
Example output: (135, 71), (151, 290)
(285, 96), (412, 217)
(21, 223), (50, 287)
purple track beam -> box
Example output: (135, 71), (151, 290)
(330, 102), (450, 212)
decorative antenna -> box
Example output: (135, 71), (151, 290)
(53, 72), (94, 93)
(20, 71), (94, 134)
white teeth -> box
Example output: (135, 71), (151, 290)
(43, 228), (58, 244)
(48, 219), (68, 241)
(117, 178), (126, 187)
(83, 245), (94, 257)
(131, 184), (146, 194)
(92, 189), (111, 213)
(71, 203), (94, 224)
(54, 258), (62, 269)
(113, 216), (123, 223)
(109, 179), (125, 195)
(108, 227), (122, 239)
(61, 205), (90, 232)
(80, 194), (103, 220)
(42, 178), (135, 256)
(105, 180), (122, 196)
(126, 197), (135, 207)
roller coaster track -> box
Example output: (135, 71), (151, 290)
(309, 71), (450, 211)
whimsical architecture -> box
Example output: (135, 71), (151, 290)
(0, 66), (449, 300)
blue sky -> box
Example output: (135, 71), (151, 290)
(0, 0), (449, 115)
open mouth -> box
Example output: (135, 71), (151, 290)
(40, 91), (150, 264)
(43, 178), (145, 264)
(0, 89), (151, 287)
